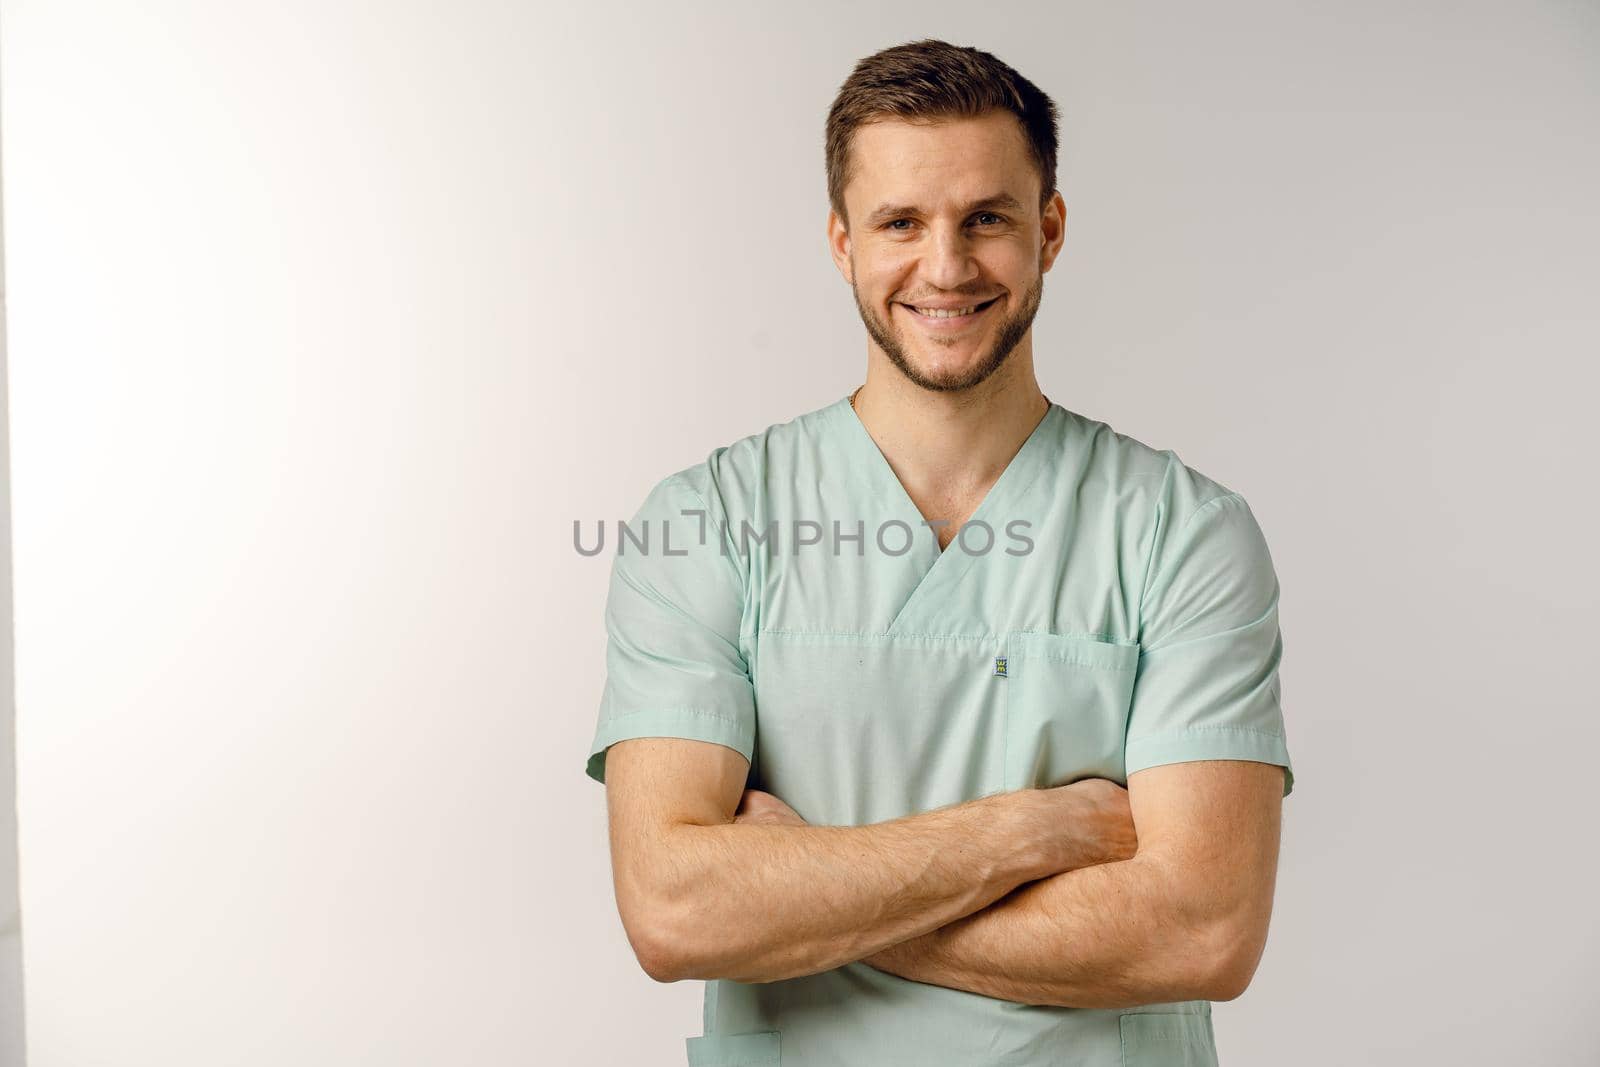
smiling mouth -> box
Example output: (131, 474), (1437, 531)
(902, 296), (1001, 321)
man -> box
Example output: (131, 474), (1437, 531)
(584, 38), (1295, 1067)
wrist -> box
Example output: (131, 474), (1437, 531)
(989, 790), (1062, 883)
(867, 926), (940, 979)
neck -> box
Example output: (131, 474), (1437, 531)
(850, 363), (1050, 521)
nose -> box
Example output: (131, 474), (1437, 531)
(919, 223), (980, 292)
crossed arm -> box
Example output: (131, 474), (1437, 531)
(857, 759), (1284, 1008)
(602, 737), (1284, 1009)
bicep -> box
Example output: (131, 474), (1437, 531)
(606, 735), (749, 837)
(1126, 759), (1283, 992)
(603, 736), (750, 930)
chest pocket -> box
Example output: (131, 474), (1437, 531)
(1002, 631), (1140, 790)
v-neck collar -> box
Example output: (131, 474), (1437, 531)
(830, 393), (1061, 633)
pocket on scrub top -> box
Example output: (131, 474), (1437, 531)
(1119, 1011), (1218, 1067)
(684, 1029), (781, 1066)
(1001, 631), (1139, 791)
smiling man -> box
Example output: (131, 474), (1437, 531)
(585, 39), (1295, 1067)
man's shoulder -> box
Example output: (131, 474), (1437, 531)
(1055, 404), (1246, 521)
(630, 397), (842, 519)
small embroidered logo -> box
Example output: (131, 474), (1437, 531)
(993, 656), (1008, 677)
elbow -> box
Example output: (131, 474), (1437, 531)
(634, 927), (690, 984)
(615, 820), (754, 982)
(619, 863), (735, 982)
(1194, 919), (1266, 1002)
(1201, 961), (1254, 1003)
(625, 896), (775, 984)
(620, 902), (691, 985)
(618, 893), (698, 983)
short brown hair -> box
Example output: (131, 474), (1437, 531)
(825, 39), (1060, 228)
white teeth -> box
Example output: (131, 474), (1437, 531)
(913, 303), (980, 318)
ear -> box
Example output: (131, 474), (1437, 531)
(826, 208), (854, 285)
(1039, 189), (1067, 273)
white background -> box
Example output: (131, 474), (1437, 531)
(3, 2), (1598, 1064)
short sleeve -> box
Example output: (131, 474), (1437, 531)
(1124, 490), (1296, 797)
(584, 473), (756, 785)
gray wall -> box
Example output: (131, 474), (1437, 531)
(2, 2), (1597, 1065)
(0, 70), (25, 1067)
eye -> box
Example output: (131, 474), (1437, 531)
(883, 214), (1004, 232)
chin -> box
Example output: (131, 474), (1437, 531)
(910, 346), (986, 376)
(909, 359), (991, 393)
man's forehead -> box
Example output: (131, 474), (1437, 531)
(846, 114), (1036, 214)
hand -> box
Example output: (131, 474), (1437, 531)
(733, 788), (808, 827)
(1018, 778), (1138, 875)
(1055, 777), (1138, 869)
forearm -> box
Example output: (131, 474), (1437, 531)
(864, 852), (1227, 1009)
(642, 792), (1055, 984)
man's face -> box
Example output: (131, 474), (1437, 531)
(829, 110), (1065, 393)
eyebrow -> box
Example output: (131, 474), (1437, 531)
(862, 193), (1026, 228)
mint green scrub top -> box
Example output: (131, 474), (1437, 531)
(585, 395), (1295, 1067)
